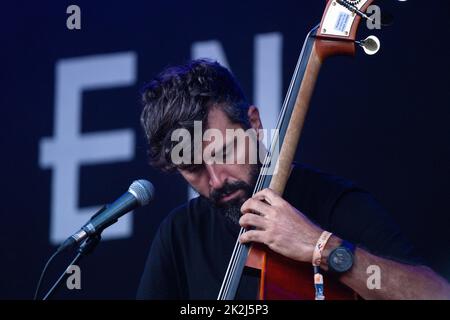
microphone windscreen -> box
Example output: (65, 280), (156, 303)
(129, 179), (155, 205)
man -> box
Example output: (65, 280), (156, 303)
(137, 59), (450, 299)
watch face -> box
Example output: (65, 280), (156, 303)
(329, 247), (353, 273)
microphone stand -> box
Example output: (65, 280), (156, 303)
(42, 234), (101, 300)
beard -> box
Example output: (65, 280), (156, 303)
(207, 163), (260, 225)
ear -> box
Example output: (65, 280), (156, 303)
(247, 105), (263, 131)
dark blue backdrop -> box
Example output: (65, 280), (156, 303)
(1, 0), (449, 299)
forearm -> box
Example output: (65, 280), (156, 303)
(237, 189), (450, 299)
(321, 236), (450, 300)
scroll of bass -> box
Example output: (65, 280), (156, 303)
(218, 0), (382, 300)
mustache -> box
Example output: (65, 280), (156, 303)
(210, 180), (252, 204)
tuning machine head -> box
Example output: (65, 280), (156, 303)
(356, 35), (381, 55)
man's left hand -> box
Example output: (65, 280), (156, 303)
(239, 188), (323, 263)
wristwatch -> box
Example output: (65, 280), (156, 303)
(327, 240), (355, 274)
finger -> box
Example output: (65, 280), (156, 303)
(239, 212), (267, 230)
(241, 198), (272, 216)
(253, 188), (281, 205)
(239, 230), (266, 244)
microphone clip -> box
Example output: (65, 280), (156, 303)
(57, 204), (114, 253)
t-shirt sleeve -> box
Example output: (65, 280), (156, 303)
(329, 191), (423, 265)
(136, 220), (182, 299)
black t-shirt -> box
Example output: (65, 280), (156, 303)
(137, 164), (420, 299)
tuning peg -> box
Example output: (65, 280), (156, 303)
(337, 0), (394, 27)
(356, 36), (381, 55)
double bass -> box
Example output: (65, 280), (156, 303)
(218, 0), (383, 300)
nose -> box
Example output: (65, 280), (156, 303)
(205, 164), (225, 190)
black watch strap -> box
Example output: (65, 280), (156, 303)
(341, 239), (356, 254)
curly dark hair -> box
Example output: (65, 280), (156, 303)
(140, 59), (250, 171)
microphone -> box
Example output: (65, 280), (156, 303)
(57, 179), (155, 252)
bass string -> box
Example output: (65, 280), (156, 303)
(219, 93), (291, 299)
(218, 57), (301, 299)
(218, 26), (318, 298)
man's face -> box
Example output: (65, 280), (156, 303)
(178, 106), (263, 224)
